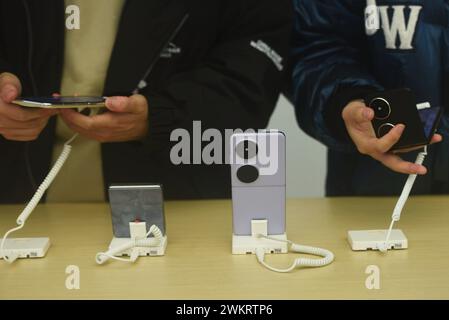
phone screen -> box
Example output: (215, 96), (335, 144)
(22, 96), (105, 105)
(419, 107), (442, 139)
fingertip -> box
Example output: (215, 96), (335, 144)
(413, 164), (427, 175)
(106, 96), (128, 112)
(395, 124), (406, 135)
(390, 123), (405, 142)
(432, 134), (443, 143)
(105, 96), (120, 111)
(105, 97), (114, 109)
(1, 84), (18, 102)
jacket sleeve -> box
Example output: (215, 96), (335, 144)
(291, 0), (383, 153)
(0, 46), (17, 145)
(0, 60), (13, 74)
(142, 0), (293, 150)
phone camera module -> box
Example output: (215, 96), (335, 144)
(236, 165), (259, 183)
(369, 97), (391, 120)
(236, 140), (258, 160)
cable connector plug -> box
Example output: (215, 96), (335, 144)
(255, 247), (265, 264)
(129, 248), (140, 263)
(2, 252), (19, 264)
(96, 223), (165, 265)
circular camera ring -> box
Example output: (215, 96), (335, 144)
(377, 123), (395, 138)
(369, 97), (391, 120)
(236, 165), (259, 184)
(235, 139), (258, 160)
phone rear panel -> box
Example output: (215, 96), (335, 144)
(108, 184), (166, 238)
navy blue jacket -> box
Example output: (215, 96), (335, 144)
(292, 0), (449, 196)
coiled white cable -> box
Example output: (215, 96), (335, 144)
(379, 147), (427, 253)
(0, 134), (78, 263)
(96, 225), (164, 265)
(254, 235), (334, 273)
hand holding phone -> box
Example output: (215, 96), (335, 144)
(364, 88), (443, 151)
(342, 89), (443, 175)
(58, 95), (149, 143)
(0, 73), (57, 141)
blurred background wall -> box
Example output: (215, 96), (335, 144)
(268, 95), (327, 198)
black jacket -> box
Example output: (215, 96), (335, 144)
(0, 0), (292, 203)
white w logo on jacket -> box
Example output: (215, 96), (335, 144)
(365, 0), (422, 50)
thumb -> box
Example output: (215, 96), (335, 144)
(105, 96), (131, 113)
(106, 95), (147, 114)
(0, 72), (22, 103)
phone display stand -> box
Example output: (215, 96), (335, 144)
(347, 147), (427, 253)
(232, 219), (287, 254)
(108, 235), (167, 257)
(232, 235), (288, 255)
(96, 221), (167, 265)
(347, 230), (408, 251)
(96, 183), (168, 264)
(0, 132), (78, 264)
(0, 237), (50, 261)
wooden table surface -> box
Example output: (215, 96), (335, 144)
(1, 197), (448, 299)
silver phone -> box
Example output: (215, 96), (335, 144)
(108, 184), (166, 238)
(13, 96), (106, 109)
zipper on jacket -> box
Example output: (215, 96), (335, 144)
(133, 13), (189, 94)
(21, 0), (38, 96)
(21, 0), (39, 192)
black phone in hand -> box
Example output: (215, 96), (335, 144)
(364, 88), (443, 151)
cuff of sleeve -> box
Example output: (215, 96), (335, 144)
(0, 65), (18, 79)
(139, 92), (188, 152)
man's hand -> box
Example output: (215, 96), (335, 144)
(59, 95), (149, 142)
(342, 100), (443, 175)
(0, 72), (57, 141)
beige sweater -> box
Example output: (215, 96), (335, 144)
(46, 0), (125, 202)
